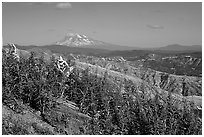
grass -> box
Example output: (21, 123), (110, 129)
(2, 50), (202, 135)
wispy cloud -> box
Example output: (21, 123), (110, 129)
(146, 24), (164, 29)
(56, 2), (72, 9)
(23, 2), (72, 10)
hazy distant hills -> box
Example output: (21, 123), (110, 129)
(3, 33), (202, 57)
(55, 33), (202, 52)
(151, 44), (202, 52)
(4, 33), (201, 53)
(13, 44), (110, 56)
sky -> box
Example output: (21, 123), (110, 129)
(2, 2), (202, 47)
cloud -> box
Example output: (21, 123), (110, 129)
(23, 2), (72, 10)
(56, 2), (72, 9)
(146, 24), (164, 29)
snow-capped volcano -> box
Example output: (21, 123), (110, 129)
(56, 33), (104, 47)
(55, 33), (139, 50)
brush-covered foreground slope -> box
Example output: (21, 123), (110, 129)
(2, 47), (202, 135)
(11, 45), (202, 98)
(74, 55), (202, 97)
(75, 61), (201, 106)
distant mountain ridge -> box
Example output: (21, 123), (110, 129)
(152, 44), (202, 51)
(55, 33), (139, 51)
(55, 33), (202, 52)
(4, 33), (201, 52)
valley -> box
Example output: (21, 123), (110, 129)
(2, 2), (202, 135)
(2, 41), (202, 135)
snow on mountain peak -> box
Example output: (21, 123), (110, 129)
(66, 33), (75, 36)
(56, 33), (103, 47)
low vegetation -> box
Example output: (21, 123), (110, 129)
(2, 50), (202, 135)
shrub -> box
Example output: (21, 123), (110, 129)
(2, 50), (202, 135)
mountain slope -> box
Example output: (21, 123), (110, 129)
(56, 33), (104, 47)
(154, 44), (202, 52)
(74, 61), (202, 109)
(55, 33), (139, 51)
(74, 55), (202, 96)
(2, 46), (202, 135)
